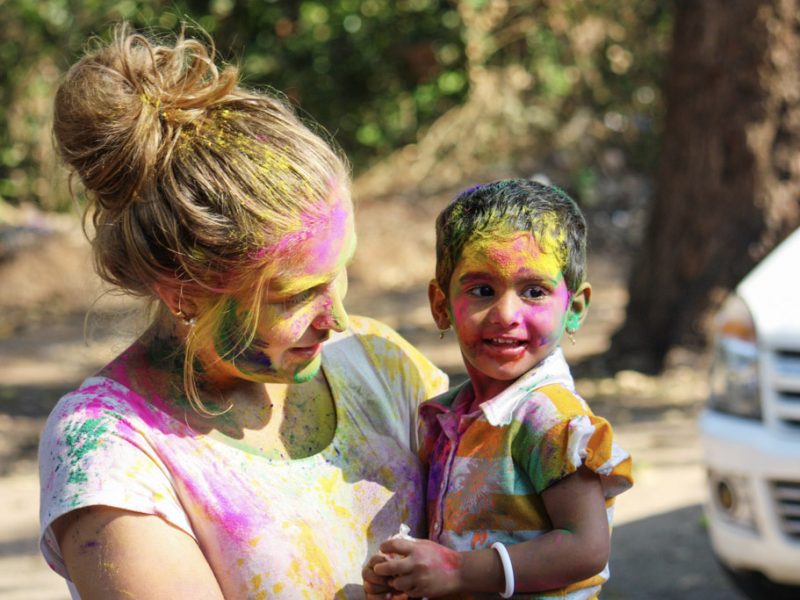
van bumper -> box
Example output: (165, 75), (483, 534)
(699, 409), (800, 585)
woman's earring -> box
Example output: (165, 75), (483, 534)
(175, 310), (197, 327)
(438, 325), (451, 340)
(175, 288), (197, 327)
(566, 328), (576, 345)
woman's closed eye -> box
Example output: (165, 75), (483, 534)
(281, 289), (314, 307)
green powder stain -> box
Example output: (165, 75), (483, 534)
(64, 417), (109, 487)
(68, 469), (88, 484)
(65, 418), (109, 461)
(214, 297), (247, 361)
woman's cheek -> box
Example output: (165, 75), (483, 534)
(263, 304), (316, 342)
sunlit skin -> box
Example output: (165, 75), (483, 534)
(208, 196), (355, 386)
(430, 229), (591, 405)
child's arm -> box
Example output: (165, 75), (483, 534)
(373, 466), (609, 597)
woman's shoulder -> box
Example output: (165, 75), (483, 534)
(42, 377), (143, 440)
(343, 314), (403, 339)
(329, 315), (448, 394)
(341, 316), (436, 365)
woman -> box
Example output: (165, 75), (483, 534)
(39, 23), (447, 599)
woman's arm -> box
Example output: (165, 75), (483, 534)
(373, 466), (609, 597)
(53, 506), (225, 600)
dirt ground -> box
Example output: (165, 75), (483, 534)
(0, 194), (748, 599)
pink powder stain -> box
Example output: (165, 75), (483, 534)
(79, 378), (264, 545)
(249, 192), (350, 266)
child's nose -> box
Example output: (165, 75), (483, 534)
(488, 292), (522, 326)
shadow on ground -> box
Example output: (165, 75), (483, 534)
(605, 504), (746, 600)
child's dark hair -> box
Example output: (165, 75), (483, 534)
(434, 178), (587, 295)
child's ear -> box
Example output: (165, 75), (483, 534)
(566, 282), (592, 332)
(428, 279), (451, 331)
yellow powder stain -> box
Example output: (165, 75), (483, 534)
(284, 520), (338, 595)
(248, 535), (261, 548)
(272, 583), (285, 593)
(318, 470), (341, 495)
(251, 574), (262, 590)
(236, 558), (245, 566)
(460, 230), (564, 285)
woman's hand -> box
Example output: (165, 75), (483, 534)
(372, 538), (463, 598)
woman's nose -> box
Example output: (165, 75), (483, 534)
(312, 284), (348, 332)
(488, 292), (522, 326)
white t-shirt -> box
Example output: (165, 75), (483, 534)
(39, 316), (448, 599)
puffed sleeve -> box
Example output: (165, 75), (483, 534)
(511, 384), (633, 498)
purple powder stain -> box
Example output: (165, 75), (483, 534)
(79, 540), (99, 553)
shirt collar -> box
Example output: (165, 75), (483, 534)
(419, 348), (575, 427)
(478, 347), (574, 426)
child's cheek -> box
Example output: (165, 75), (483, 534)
(521, 305), (560, 345)
(449, 299), (481, 345)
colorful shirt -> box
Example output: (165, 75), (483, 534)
(39, 316), (448, 599)
(419, 348), (633, 600)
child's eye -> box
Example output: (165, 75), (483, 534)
(467, 285), (495, 298)
(521, 286), (547, 299)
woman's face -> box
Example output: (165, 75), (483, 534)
(210, 195), (356, 385)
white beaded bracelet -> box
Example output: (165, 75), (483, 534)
(491, 541), (515, 598)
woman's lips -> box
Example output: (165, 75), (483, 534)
(288, 336), (328, 359)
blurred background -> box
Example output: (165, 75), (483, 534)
(2, 1), (800, 598)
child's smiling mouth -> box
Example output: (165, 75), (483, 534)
(481, 336), (530, 359)
(485, 337), (527, 346)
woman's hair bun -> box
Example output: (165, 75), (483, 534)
(53, 22), (238, 213)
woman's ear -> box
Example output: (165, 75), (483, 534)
(153, 282), (198, 321)
(428, 279), (451, 331)
(566, 282), (592, 332)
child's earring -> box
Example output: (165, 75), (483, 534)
(566, 328), (576, 345)
(438, 325), (451, 340)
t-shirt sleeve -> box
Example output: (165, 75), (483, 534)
(38, 381), (194, 579)
(348, 316), (449, 450)
(511, 384), (633, 498)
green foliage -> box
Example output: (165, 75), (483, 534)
(205, 0), (466, 167)
(0, 0), (671, 212)
(477, 0), (672, 180)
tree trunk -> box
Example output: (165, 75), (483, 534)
(609, 0), (800, 371)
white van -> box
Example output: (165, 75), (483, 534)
(699, 227), (800, 597)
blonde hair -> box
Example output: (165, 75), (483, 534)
(53, 23), (350, 412)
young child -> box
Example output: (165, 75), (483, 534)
(364, 179), (633, 599)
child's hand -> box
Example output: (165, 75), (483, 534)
(362, 553), (410, 600)
(373, 538), (462, 598)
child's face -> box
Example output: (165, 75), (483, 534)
(430, 230), (590, 400)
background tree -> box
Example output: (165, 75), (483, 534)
(609, 0), (800, 371)
(0, 0), (669, 215)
